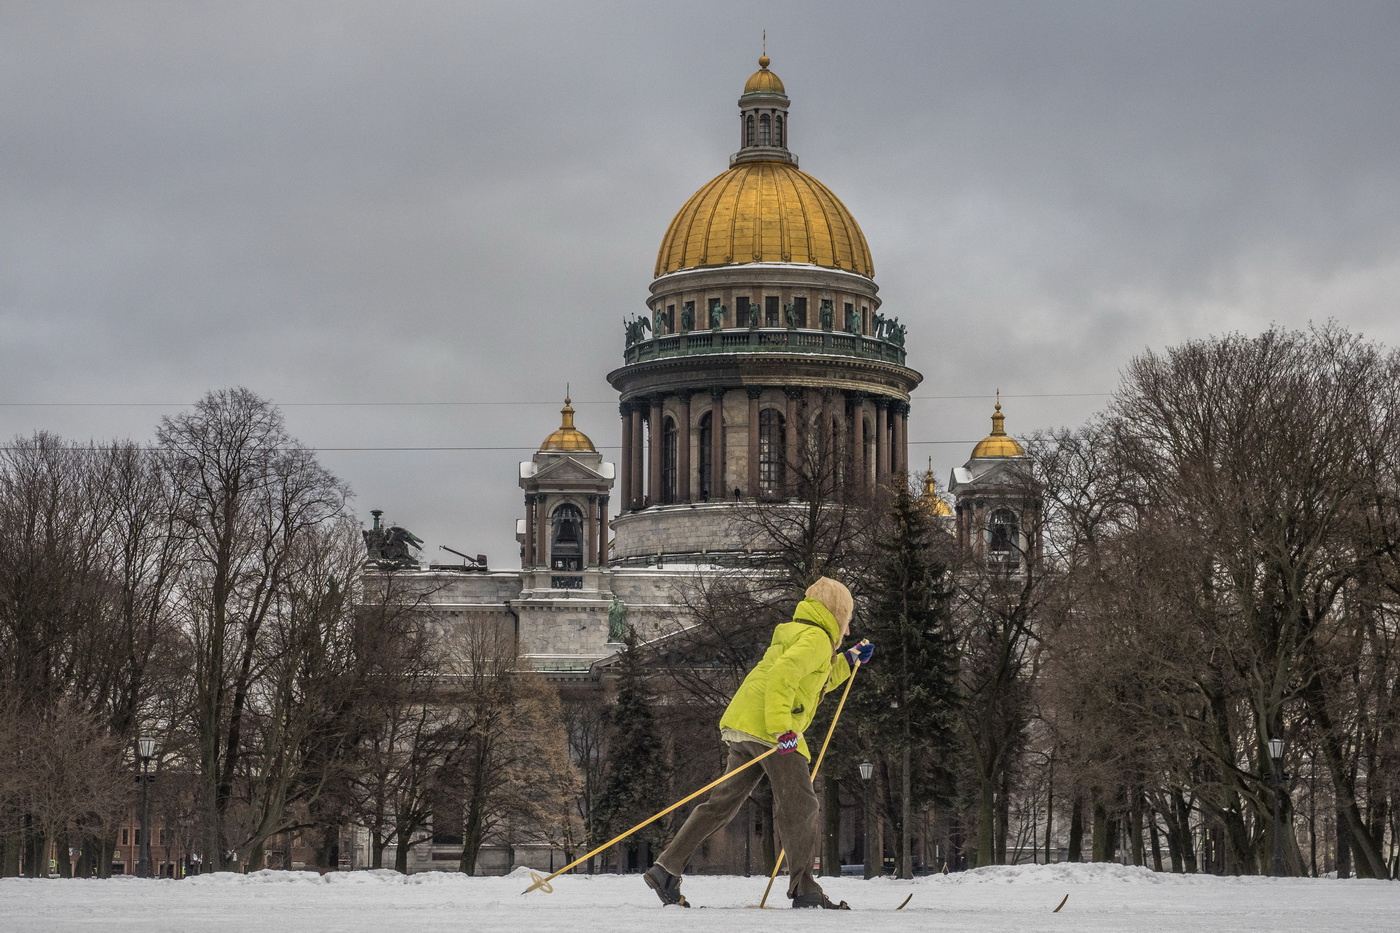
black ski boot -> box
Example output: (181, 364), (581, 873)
(643, 864), (690, 907)
(792, 891), (850, 909)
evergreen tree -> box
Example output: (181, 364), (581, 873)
(592, 626), (670, 870)
(845, 482), (960, 876)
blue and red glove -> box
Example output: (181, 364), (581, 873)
(844, 640), (874, 667)
(776, 731), (799, 755)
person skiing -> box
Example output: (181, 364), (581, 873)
(644, 576), (875, 909)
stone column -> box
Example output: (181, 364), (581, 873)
(901, 400), (912, 476)
(747, 387), (762, 498)
(598, 495), (610, 567)
(585, 494), (598, 566)
(677, 390), (692, 503)
(536, 494), (550, 570)
(523, 494), (536, 568)
(710, 387), (725, 499)
(630, 404), (644, 508)
(619, 403), (633, 513)
(876, 397), (891, 486)
(834, 394), (848, 492)
(847, 392), (865, 493)
(648, 396), (663, 506)
(784, 387), (801, 493)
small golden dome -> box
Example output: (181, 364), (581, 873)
(539, 396), (596, 452)
(920, 463), (953, 517)
(744, 55), (786, 95)
(655, 160), (873, 278)
(970, 396), (1026, 458)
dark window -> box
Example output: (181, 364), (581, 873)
(122, 828), (129, 846)
(666, 305), (675, 333)
(759, 409), (786, 495)
(765, 296), (780, 327)
(661, 417), (678, 504)
(551, 503), (584, 570)
(746, 115), (755, 146)
(432, 803), (464, 845)
(736, 296), (750, 326)
(793, 297), (807, 328)
(759, 113), (771, 145)
(775, 114), (784, 147)
(698, 412), (713, 500)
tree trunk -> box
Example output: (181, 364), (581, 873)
(899, 746), (913, 878)
(975, 779), (995, 867)
(1091, 801), (1115, 862)
(821, 778), (840, 877)
(1067, 794), (1084, 862)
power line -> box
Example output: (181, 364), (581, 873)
(0, 392), (1109, 409)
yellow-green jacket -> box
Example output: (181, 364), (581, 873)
(718, 597), (853, 761)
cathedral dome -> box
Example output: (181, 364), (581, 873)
(970, 398), (1026, 458)
(539, 397), (595, 452)
(654, 160), (874, 278)
(743, 56), (785, 94)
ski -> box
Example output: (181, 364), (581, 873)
(714, 893), (911, 910)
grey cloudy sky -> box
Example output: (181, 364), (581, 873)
(4, 1), (1398, 566)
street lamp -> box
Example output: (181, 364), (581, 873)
(1267, 737), (1285, 877)
(859, 760), (875, 880)
(137, 735), (156, 879)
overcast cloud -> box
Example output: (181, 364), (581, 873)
(3, 1), (1398, 566)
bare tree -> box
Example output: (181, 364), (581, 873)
(157, 387), (351, 871)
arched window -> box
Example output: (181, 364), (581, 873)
(746, 115), (755, 146)
(988, 508), (1020, 569)
(759, 409), (786, 496)
(661, 417), (678, 504)
(759, 114), (771, 146)
(551, 503), (584, 571)
(774, 114), (784, 147)
(698, 412), (713, 501)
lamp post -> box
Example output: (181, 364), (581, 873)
(137, 735), (156, 879)
(1268, 737), (1284, 877)
(859, 760), (875, 880)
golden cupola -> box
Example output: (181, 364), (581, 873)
(653, 55), (873, 279)
(539, 397), (595, 452)
(920, 461), (954, 517)
(970, 396), (1027, 459)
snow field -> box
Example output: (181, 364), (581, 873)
(0, 862), (1395, 933)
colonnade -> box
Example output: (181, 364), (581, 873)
(618, 388), (911, 511)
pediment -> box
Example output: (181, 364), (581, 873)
(529, 454), (609, 486)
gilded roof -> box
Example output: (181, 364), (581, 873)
(920, 465), (953, 517)
(654, 160), (874, 278)
(539, 397), (596, 452)
(970, 398), (1026, 459)
(744, 56), (785, 94)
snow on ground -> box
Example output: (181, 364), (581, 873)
(1, 863), (1396, 933)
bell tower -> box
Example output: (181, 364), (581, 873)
(948, 396), (1041, 573)
(518, 396), (615, 594)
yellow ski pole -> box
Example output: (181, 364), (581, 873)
(522, 745), (779, 894)
(756, 643), (867, 909)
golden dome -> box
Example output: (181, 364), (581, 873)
(744, 56), (785, 94)
(920, 464), (953, 517)
(654, 160), (873, 278)
(539, 397), (596, 452)
(970, 396), (1026, 458)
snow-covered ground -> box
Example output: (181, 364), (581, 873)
(2, 863), (1395, 932)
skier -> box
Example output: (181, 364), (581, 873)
(644, 577), (875, 909)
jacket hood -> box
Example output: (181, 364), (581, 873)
(791, 597), (842, 645)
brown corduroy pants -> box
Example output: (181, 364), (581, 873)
(654, 739), (823, 900)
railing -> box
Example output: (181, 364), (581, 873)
(623, 327), (907, 366)
(550, 575), (584, 589)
